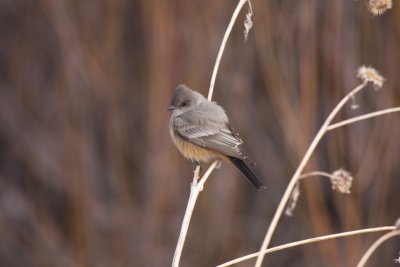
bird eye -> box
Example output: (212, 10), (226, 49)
(181, 101), (188, 107)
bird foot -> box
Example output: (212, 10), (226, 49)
(192, 161), (201, 185)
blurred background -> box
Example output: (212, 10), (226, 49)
(0, 0), (399, 266)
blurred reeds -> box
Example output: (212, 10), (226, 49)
(0, 0), (399, 266)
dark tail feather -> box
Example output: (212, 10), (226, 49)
(228, 157), (266, 190)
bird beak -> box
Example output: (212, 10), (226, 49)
(166, 106), (175, 111)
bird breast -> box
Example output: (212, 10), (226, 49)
(169, 119), (219, 162)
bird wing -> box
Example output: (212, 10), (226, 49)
(173, 106), (254, 164)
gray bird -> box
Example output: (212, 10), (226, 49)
(167, 84), (266, 189)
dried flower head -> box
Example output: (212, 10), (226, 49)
(395, 250), (400, 264)
(367, 0), (393, 15)
(285, 182), (301, 217)
(330, 169), (353, 194)
(357, 65), (385, 89)
(243, 0), (253, 41)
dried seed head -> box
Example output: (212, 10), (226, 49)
(243, 0), (253, 41)
(330, 169), (353, 194)
(285, 182), (301, 217)
(367, 0), (393, 16)
(357, 66), (385, 89)
(395, 249), (400, 264)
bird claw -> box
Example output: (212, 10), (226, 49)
(193, 162), (201, 185)
(194, 161), (201, 171)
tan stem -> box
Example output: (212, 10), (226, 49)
(254, 82), (368, 267)
(208, 0), (250, 100)
(356, 229), (400, 267)
(327, 107), (400, 131)
(218, 226), (396, 267)
(172, 160), (219, 267)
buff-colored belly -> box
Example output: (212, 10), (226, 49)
(171, 133), (220, 162)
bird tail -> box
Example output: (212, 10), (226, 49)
(228, 157), (266, 190)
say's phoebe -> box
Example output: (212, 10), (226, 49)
(167, 84), (266, 189)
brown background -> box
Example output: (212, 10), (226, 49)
(0, 0), (399, 266)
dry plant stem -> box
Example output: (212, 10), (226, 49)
(299, 171), (332, 180)
(172, 160), (220, 267)
(208, 0), (250, 100)
(218, 226), (396, 267)
(356, 229), (400, 267)
(174, 1), (251, 265)
(327, 107), (400, 130)
(254, 82), (368, 267)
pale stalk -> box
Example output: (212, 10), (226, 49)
(327, 107), (400, 130)
(299, 171), (333, 180)
(172, 160), (220, 267)
(208, 0), (251, 100)
(356, 229), (400, 267)
(218, 226), (396, 267)
(173, 0), (252, 265)
(254, 82), (368, 267)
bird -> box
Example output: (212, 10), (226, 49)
(167, 84), (266, 189)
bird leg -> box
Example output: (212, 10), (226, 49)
(193, 161), (202, 174)
(193, 161), (201, 185)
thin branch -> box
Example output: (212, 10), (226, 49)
(356, 229), (400, 267)
(208, 0), (251, 100)
(299, 171), (333, 180)
(218, 226), (396, 267)
(172, 160), (220, 267)
(254, 82), (368, 267)
(327, 107), (400, 131)
(173, 1), (253, 265)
